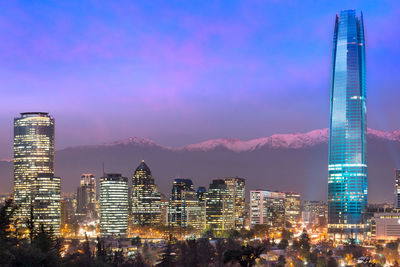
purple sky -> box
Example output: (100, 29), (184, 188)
(0, 1), (399, 158)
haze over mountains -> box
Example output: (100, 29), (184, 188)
(0, 128), (399, 202)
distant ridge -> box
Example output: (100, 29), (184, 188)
(0, 128), (400, 202)
(62, 128), (400, 153)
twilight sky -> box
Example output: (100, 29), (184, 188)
(0, 1), (399, 158)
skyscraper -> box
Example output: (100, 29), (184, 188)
(328, 10), (367, 239)
(284, 192), (301, 225)
(395, 169), (400, 208)
(14, 112), (57, 231)
(168, 179), (205, 231)
(224, 177), (246, 230)
(168, 179), (194, 227)
(99, 173), (129, 237)
(76, 173), (97, 222)
(131, 161), (161, 225)
(206, 179), (234, 236)
(31, 173), (61, 235)
(250, 190), (286, 229)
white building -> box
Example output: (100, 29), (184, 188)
(372, 213), (400, 240)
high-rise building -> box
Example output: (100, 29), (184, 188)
(168, 179), (205, 231)
(395, 169), (400, 208)
(31, 173), (61, 235)
(168, 179), (193, 227)
(76, 173), (97, 222)
(99, 173), (129, 237)
(328, 10), (367, 239)
(206, 179), (234, 236)
(303, 200), (328, 226)
(224, 177), (246, 230)
(284, 192), (301, 225)
(250, 190), (285, 229)
(61, 196), (75, 228)
(13, 112), (58, 232)
(131, 161), (161, 225)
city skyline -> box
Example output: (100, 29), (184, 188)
(2, 5), (400, 264)
(0, 1), (399, 158)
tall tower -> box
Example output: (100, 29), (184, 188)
(99, 173), (129, 237)
(131, 161), (161, 225)
(395, 169), (400, 208)
(14, 112), (56, 230)
(224, 177), (245, 230)
(205, 179), (234, 236)
(76, 173), (97, 222)
(328, 10), (367, 240)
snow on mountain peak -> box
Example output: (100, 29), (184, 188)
(66, 128), (400, 152)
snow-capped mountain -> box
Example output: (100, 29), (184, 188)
(1, 128), (400, 203)
(83, 128), (400, 153)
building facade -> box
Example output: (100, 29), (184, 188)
(31, 173), (61, 235)
(206, 179), (234, 236)
(224, 177), (246, 230)
(131, 161), (161, 225)
(284, 192), (301, 225)
(168, 179), (205, 231)
(395, 169), (400, 208)
(302, 200), (328, 226)
(371, 213), (400, 241)
(75, 173), (97, 222)
(250, 190), (286, 229)
(99, 173), (129, 237)
(328, 10), (367, 239)
(13, 112), (58, 232)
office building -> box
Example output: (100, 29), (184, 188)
(250, 190), (285, 229)
(395, 169), (400, 208)
(99, 173), (129, 237)
(206, 179), (234, 236)
(13, 112), (58, 232)
(302, 200), (328, 226)
(76, 173), (97, 222)
(328, 10), (367, 239)
(131, 161), (161, 225)
(61, 196), (75, 228)
(224, 177), (246, 230)
(168, 179), (205, 231)
(31, 173), (61, 235)
(371, 213), (400, 241)
(284, 192), (301, 225)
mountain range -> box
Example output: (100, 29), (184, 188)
(0, 128), (399, 202)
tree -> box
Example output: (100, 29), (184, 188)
(281, 228), (292, 240)
(95, 236), (108, 263)
(158, 242), (176, 267)
(252, 224), (269, 238)
(299, 229), (310, 252)
(277, 239), (289, 250)
(224, 244), (265, 267)
(26, 204), (35, 242)
(277, 255), (286, 267)
(0, 198), (17, 241)
(196, 238), (215, 266)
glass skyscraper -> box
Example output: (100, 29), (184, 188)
(131, 161), (161, 225)
(328, 10), (367, 239)
(14, 112), (56, 231)
(99, 173), (129, 237)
